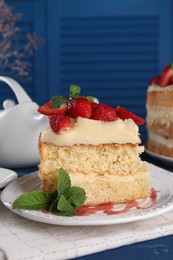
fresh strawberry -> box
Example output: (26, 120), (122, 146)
(38, 101), (67, 116)
(68, 97), (92, 118)
(91, 104), (118, 122)
(170, 75), (173, 83)
(150, 76), (160, 85)
(49, 115), (72, 133)
(116, 106), (145, 125)
(160, 63), (173, 87)
(91, 102), (98, 110)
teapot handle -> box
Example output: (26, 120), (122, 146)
(0, 76), (32, 103)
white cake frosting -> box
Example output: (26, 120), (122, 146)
(41, 117), (141, 146)
(146, 107), (173, 126)
(148, 132), (173, 148)
(148, 84), (173, 92)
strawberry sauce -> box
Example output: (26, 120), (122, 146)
(42, 210), (50, 214)
(76, 188), (158, 216)
(42, 188), (158, 216)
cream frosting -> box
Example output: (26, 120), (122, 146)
(40, 117), (141, 146)
(148, 84), (173, 92)
(148, 131), (173, 148)
(146, 106), (173, 126)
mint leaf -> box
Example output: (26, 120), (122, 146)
(85, 96), (95, 102)
(58, 195), (75, 215)
(50, 96), (67, 109)
(68, 187), (86, 208)
(49, 198), (58, 214)
(70, 85), (81, 98)
(47, 190), (58, 202)
(58, 168), (71, 198)
(12, 191), (51, 210)
(12, 168), (86, 217)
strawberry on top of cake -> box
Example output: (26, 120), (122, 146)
(38, 85), (150, 206)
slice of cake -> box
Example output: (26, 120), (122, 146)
(38, 86), (150, 206)
(146, 63), (173, 158)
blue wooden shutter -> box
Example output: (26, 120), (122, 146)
(48, 0), (173, 142)
(0, 0), (46, 107)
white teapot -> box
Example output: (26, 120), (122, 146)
(0, 76), (48, 168)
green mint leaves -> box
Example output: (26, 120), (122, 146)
(85, 96), (95, 102)
(50, 96), (68, 109)
(12, 168), (86, 216)
(12, 191), (52, 211)
(50, 85), (95, 105)
(70, 85), (95, 102)
(70, 85), (81, 98)
(58, 168), (71, 198)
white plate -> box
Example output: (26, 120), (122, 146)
(1, 164), (173, 226)
(145, 148), (173, 167)
(0, 167), (18, 189)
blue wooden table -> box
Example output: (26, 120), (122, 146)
(13, 153), (173, 260)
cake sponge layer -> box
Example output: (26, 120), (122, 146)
(147, 121), (173, 138)
(39, 170), (150, 205)
(39, 141), (148, 176)
(147, 139), (173, 158)
(147, 90), (173, 108)
(38, 140), (150, 205)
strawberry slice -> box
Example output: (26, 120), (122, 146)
(68, 97), (92, 118)
(150, 76), (160, 85)
(38, 101), (67, 116)
(91, 104), (118, 122)
(49, 115), (72, 134)
(160, 63), (173, 87)
(116, 106), (145, 125)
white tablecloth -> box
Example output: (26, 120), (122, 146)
(0, 164), (173, 260)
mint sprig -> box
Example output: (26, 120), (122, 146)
(70, 85), (81, 98)
(70, 85), (95, 102)
(50, 96), (68, 109)
(12, 168), (86, 216)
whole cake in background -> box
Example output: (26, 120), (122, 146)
(146, 63), (173, 158)
(38, 85), (150, 206)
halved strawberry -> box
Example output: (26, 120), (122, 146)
(150, 76), (160, 85)
(38, 101), (67, 116)
(91, 104), (118, 122)
(160, 63), (173, 87)
(49, 115), (72, 133)
(68, 97), (92, 118)
(116, 106), (145, 125)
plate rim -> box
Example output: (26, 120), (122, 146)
(145, 147), (173, 166)
(1, 165), (173, 226)
(0, 167), (18, 189)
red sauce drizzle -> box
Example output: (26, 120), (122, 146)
(42, 210), (50, 214)
(42, 188), (159, 216)
(76, 188), (159, 216)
